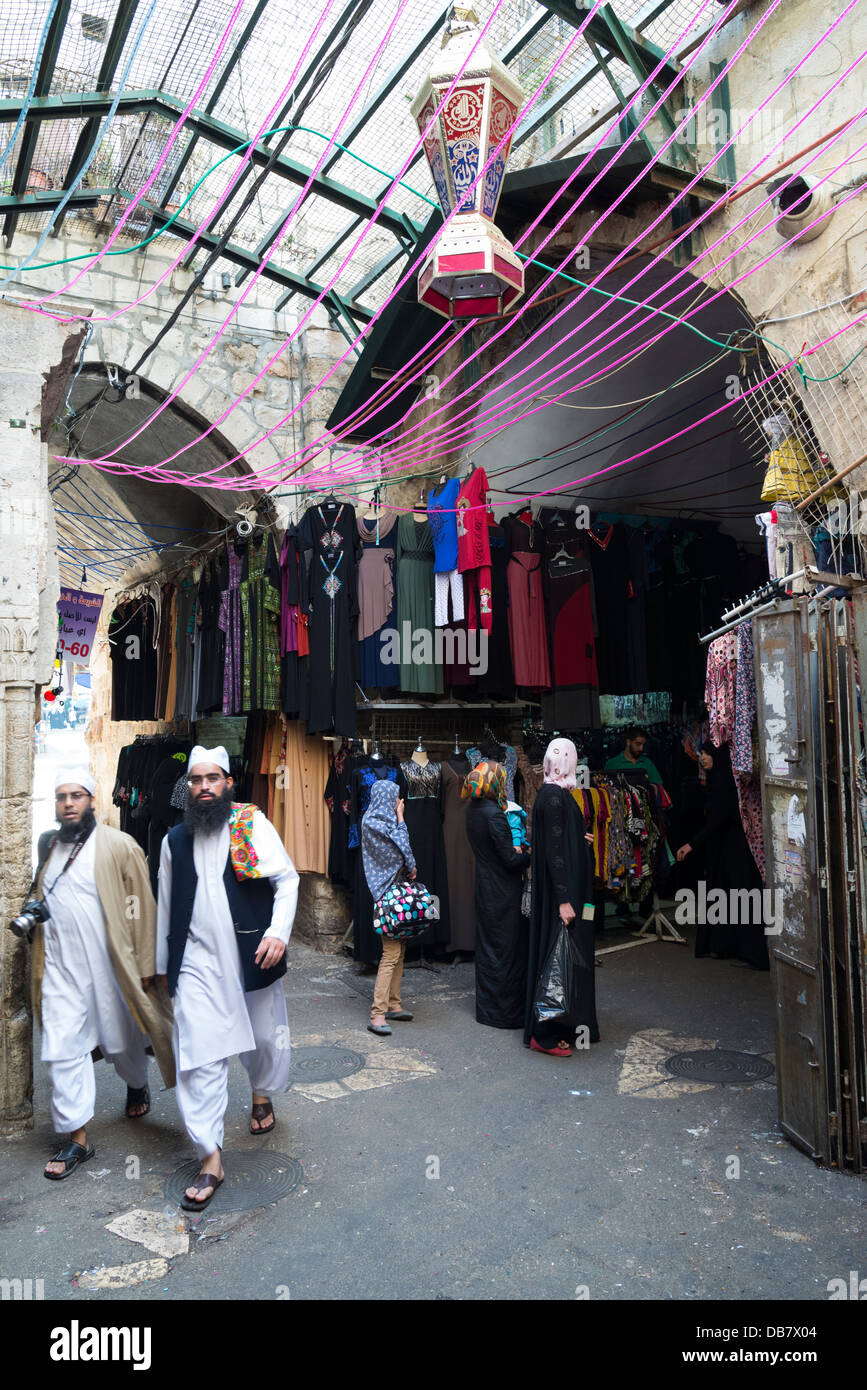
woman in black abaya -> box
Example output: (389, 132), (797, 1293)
(463, 761), (528, 1028)
(677, 741), (769, 970)
(524, 739), (599, 1057)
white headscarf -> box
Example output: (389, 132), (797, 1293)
(188, 744), (230, 774)
(543, 739), (579, 790)
(55, 767), (95, 795)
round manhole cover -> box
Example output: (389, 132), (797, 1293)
(664, 1049), (775, 1085)
(165, 1151), (303, 1213)
(288, 1045), (366, 1086)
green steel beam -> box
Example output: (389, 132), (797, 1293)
(4, 0), (73, 245)
(0, 91), (424, 242)
(52, 0), (143, 236)
(274, 214), (365, 311)
(233, 0), (436, 288)
(140, 198), (373, 320)
(326, 292), (364, 356)
(346, 245), (406, 304)
(601, 5), (685, 164)
(512, 48), (600, 150)
(308, 215), (365, 278)
(535, 1), (679, 82)
(0, 187), (115, 214)
(0, 90), (162, 122)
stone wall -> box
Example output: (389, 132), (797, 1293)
(5, 229), (354, 493)
(0, 302), (81, 1134)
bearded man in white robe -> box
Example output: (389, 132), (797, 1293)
(29, 769), (175, 1180)
(156, 746), (299, 1211)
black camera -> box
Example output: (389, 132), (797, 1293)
(9, 899), (50, 941)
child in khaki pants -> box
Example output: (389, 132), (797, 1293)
(361, 781), (417, 1037)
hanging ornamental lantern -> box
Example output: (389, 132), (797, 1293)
(411, 6), (524, 320)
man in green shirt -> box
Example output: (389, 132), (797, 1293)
(604, 726), (663, 785)
(603, 726), (664, 925)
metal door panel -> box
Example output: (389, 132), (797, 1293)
(754, 601), (831, 1164)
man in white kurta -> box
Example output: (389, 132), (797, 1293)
(156, 746), (299, 1208)
(33, 769), (173, 1180)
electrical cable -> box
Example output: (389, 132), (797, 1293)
(45, 0), (855, 500)
(255, 0), (767, 485)
(130, 0), (376, 376)
(324, 5), (858, 484)
(50, 0), (605, 478)
(337, 83), (866, 487)
(0, 0), (161, 298)
(60, 0), (721, 484)
(0, 0), (62, 175)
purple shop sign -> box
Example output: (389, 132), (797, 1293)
(57, 588), (103, 666)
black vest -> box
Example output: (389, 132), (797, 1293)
(165, 822), (286, 998)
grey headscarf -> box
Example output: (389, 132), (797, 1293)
(361, 779), (416, 903)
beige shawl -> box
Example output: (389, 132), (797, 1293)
(31, 823), (176, 1089)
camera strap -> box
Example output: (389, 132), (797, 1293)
(41, 829), (91, 899)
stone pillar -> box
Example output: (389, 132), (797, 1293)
(0, 300), (80, 1135)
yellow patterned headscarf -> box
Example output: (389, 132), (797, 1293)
(461, 760), (507, 810)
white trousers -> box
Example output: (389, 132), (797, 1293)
(434, 569), (464, 626)
(175, 982), (291, 1161)
(49, 1034), (149, 1134)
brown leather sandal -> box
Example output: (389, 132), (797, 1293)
(179, 1171), (224, 1211)
(250, 1100), (275, 1135)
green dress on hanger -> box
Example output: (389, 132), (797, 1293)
(396, 514), (443, 695)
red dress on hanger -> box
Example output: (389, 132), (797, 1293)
(456, 467), (492, 633)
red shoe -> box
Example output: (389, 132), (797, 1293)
(530, 1038), (573, 1057)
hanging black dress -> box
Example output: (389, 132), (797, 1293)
(398, 758), (451, 948)
(195, 557), (226, 716)
(465, 798), (528, 1028)
(302, 501), (361, 736)
(691, 746), (770, 970)
(474, 521), (513, 698)
(325, 744), (352, 888)
(524, 783), (599, 1047)
(279, 524), (311, 722)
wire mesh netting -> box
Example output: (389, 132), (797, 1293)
(0, 0), (713, 313)
(734, 299), (867, 580)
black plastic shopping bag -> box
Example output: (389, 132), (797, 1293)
(532, 922), (582, 1029)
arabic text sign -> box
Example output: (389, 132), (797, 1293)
(57, 588), (103, 666)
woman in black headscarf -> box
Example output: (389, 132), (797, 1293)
(677, 742), (769, 970)
(463, 761), (528, 1029)
(523, 740), (599, 1057)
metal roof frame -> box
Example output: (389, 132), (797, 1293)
(235, 2), (450, 294)
(3, 0), (72, 246)
(145, 0), (273, 242)
(0, 89), (424, 241)
(139, 196), (374, 319)
(52, 0), (143, 238)
(281, 6), (552, 317)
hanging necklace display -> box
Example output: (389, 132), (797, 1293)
(320, 551), (343, 672)
(318, 503), (344, 549)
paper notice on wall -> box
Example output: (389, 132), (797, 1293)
(57, 588), (103, 668)
(787, 794), (806, 845)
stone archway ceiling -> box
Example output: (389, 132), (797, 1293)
(49, 367), (261, 591)
(0, 0), (715, 323)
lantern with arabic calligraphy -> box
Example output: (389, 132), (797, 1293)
(411, 7), (524, 320)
